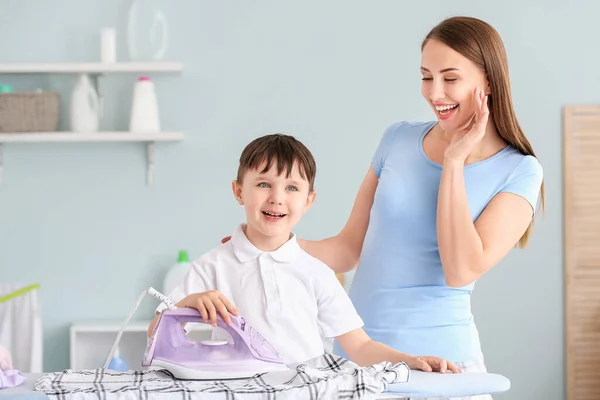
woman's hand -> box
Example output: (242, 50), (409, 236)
(405, 355), (462, 374)
(444, 86), (489, 163)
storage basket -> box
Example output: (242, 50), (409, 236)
(0, 92), (60, 132)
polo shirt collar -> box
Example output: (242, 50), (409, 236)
(231, 224), (300, 263)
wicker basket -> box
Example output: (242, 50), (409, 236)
(0, 92), (60, 132)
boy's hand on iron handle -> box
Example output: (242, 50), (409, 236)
(177, 291), (238, 326)
(406, 355), (461, 374)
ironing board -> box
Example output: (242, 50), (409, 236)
(0, 371), (510, 399)
(0, 374), (47, 399)
(385, 370), (510, 397)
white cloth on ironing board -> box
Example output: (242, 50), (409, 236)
(34, 354), (410, 400)
(0, 284), (43, 373)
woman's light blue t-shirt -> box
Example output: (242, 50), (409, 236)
(333, 120), (543, 363)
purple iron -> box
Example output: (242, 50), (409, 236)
(142, 302), (289, 380)
(103, 287), (287, 380)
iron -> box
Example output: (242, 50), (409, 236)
(142, 307), (289, 380)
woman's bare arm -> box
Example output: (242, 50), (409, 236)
(437, 158), (536, 287)
(299, 165), (379, 273)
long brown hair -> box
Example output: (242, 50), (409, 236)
(422, 16), (544, 248)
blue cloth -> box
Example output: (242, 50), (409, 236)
(334, 120), (543, 362)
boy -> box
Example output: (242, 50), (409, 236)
(149, 134), (459, 374)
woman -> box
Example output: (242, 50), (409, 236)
(299, 16), (544, 400)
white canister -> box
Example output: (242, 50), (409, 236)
(129, 76), (161, 132)
(101, 27), (117, 63)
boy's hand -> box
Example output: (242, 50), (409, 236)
(405, 355), (461, 374)
(176, 290), (238, 326)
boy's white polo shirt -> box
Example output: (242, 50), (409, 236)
(156, 224), (364, 364)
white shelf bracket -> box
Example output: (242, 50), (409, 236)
(146, 142), (155, 186)
(0, 144), (3, 186)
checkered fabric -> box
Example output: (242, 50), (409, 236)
(34, 353), (410, 400)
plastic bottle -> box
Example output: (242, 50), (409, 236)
(70, 74), (100, 133)
(129, 76), (160, 133)
(107, 346), (128, 372)
(126, 0), (169, 61)
(162, 250), (191, 296)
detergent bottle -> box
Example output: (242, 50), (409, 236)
(162, 250), (191, 296)
(70, 74), (100, 133)
(129, 76), (161, 132)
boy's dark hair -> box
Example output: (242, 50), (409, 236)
(237, 134), (316, 191)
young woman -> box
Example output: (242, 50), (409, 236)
(299, 16), (544, 400)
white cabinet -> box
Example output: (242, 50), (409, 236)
(69, 320), (212, 370)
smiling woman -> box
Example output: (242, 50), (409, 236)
(298, 16), (545, 400)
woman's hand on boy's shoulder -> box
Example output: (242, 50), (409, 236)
(405, 355), (461, 374)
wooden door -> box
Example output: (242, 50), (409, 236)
(564, 105), (600, 400)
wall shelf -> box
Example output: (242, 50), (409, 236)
(0, 62), (183, 74)
(0, 132), (184, 185)
(0, 131), (183, 143)
(0, 61), (185, 186)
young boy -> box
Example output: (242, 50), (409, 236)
(149, 134), (459, 374)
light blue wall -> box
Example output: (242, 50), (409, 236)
(0, 0), (583, 398)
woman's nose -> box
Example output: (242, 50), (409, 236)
(429, 80), (445, 101)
